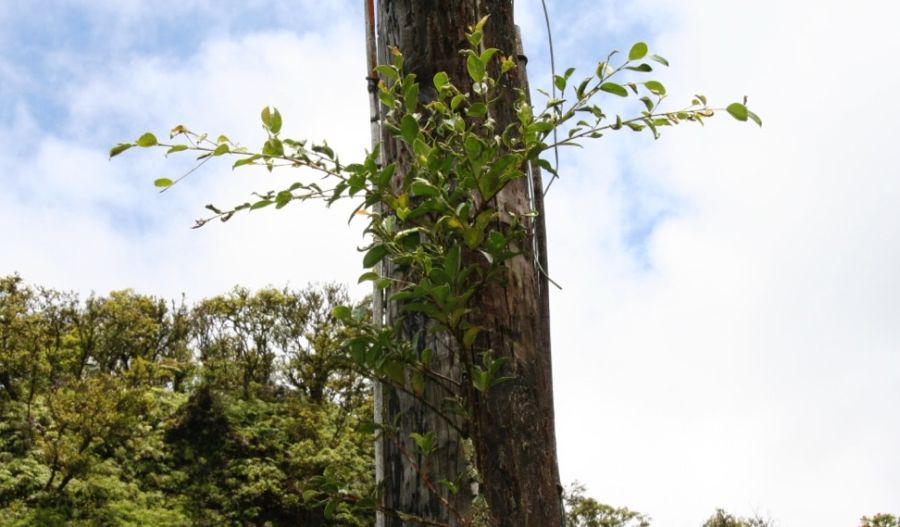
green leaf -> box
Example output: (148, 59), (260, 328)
(411, 178), (438, 197)
(165, 144), (188, 156)
(324, 499), (337, 520)
(463, 227), (484, 249)
(471, 366), (488, 392)
(726, 102), (749, 121)
(261, 106), (282, 134)
(464, 135), (484, 161)
(400, 114), (418, 144)
(439, 480), (459, 495)
(485, 230), (506, 254)
(413, 138), (431, 158)
(136, 133), (157, 147)
(109, 143), (133, 158)
(378, 89), (396, 109)
(404, 81), (419, 112)
(650, 54), (669, 67)
(629, 42), (648, 61)
(363, 244), (387, 268)
(383, 360), (405, 384)
(377, 163), (396, 186)
(600, 82), (628, 97)
(233, 155), (261, 169)
(463, 327), (480, 348)
(375, 64), (399, 81)
(467, 53), (485, 82)
(528, 121), (553, 133)
(595, 61), (610, 78)
(312, 143), (334, 159)
(467, 29), (483, 47)
(625, 63), (653, 72)
(553, 74), (566, 92)
(467, 102), (487, 117)
(213, 143), (229, 156)
(263, 138), (284, 157)
(275, 190), (292, 208)
(644, 80), (666, 96)
(575, 78), (591, 99)
(409, 432), (434, 455)
(154, 178), (173, 189)
(358, 271), (379, 283)
(444, 244), (460, 278)
(302, 490), (319, 503)
(433, 71), (449, 90)
(450, 94), (466, 110)
(479, 48), (499, 66)
(411, 370), (425, 395)
(747, 109), (763, 127)
(250, 199), (273, 210)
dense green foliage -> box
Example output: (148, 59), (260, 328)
(0, 275), (372, 526)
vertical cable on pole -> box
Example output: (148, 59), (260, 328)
(541, 0), (561, 195)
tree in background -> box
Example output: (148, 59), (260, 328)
(0, 276), (372, 527)
(861, 514), (899, 527)
(564, 482), (651, 527)
(701, 509), (773, 527)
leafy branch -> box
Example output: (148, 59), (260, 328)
(113, 15), (759, 523)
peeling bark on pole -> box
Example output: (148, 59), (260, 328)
(372, 2), (563, 526)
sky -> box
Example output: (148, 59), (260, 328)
(1, 0), (898, 525)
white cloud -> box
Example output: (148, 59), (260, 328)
(0, 20), (371, 301)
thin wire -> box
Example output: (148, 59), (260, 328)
(541, 0), (561, 195)
(542, 7), (568, 513)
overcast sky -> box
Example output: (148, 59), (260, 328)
(1, 1), (898, 525)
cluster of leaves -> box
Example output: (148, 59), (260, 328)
(0, 275), (372, 526)
(113, 15), (759, 427)
(111, 18), (763, 524)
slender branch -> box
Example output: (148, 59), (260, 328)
(419, 365), (462, 389)
(541, 106), (717, 151)
(344, 362), (466, 436)
(158, 155), (212, 194)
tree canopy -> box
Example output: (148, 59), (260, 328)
(0, 276), (372, 526)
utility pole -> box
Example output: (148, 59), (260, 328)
(366, 2), (563, 526)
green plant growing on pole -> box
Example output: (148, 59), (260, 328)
(113, 16), (759, 526)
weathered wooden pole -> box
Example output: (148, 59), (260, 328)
(368, 2), (563, 526)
